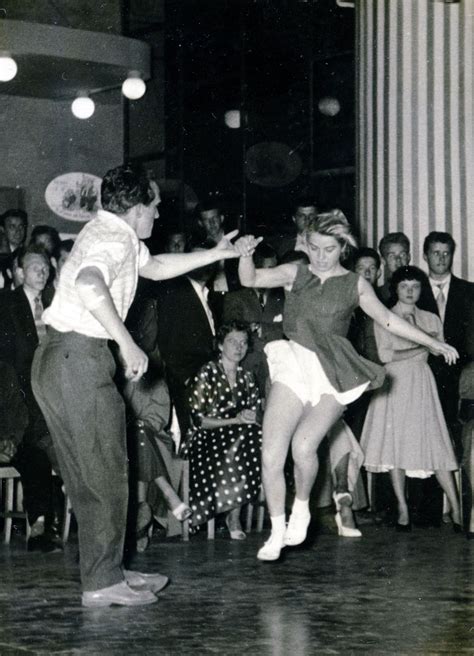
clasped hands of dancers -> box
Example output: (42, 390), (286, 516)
(231, 210), (458, 562)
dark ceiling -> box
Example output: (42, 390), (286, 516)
(126, 0), (356, 232)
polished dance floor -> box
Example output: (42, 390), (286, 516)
(0, 522), (473, 655)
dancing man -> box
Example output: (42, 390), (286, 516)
(32, 164), (243, 606)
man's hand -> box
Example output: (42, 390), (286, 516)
(214, 230), (240, 258)
(120, 339), (149, 381)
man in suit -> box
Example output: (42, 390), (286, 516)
(0, 245), (60, 551)
(377, 232), (411, 305)
(223, 243), (284, 394)
(273, 198), (318, 261)
(197, 199), (240, 322)
(2, 209), (27, 253)
(418, 231), (474, 429)
(153, 240), (218, 435)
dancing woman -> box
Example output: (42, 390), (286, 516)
(237, 211), (458, 561)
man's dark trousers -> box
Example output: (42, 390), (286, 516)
(32, 329), (128, 592)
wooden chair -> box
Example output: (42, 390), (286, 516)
(0, 466), (30, 544)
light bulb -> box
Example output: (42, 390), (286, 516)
(0, 56), (18, 82)
(71, 96), (95, 120)
(318, 97), (341, 117)
(224, 110), (241, 129)
(122, 76), (146, 100)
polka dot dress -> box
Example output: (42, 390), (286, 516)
(184, 359), (262, 528)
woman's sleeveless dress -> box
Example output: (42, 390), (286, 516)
(264, 266), (385, 407)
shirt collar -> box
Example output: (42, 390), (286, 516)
(23, 285), (41, 304)
(429, 273), (451, 287)
(96, 209), (137, 238)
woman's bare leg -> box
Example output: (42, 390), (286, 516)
(261, 382), (304, 517)
(333, 453), (357, 529)
(154, 476), (184, 512)
(435, 470), (461, 526)
(257, 382), (303, 560)
(389, 469), (409, 525)
(282, 395), (345, 546)
(291, 394), (345, 500)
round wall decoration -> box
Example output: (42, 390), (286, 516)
(245, 142), (302, 187)
(45, 172), (102, 222)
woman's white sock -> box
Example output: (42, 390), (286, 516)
(292, 497), (310, 516)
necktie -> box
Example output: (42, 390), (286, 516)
(435, 283), (446, 321)
(258, 291), (266, 309)
(34, 296), (47, 341)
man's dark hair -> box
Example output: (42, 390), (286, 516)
(15, 244), (50, 269)
(101, 163), (155, 215)
(30, 224), (61, 252)
(254, 242), (277, 268)
(196, 195), (223, 216)
(278, 250), (310, 265)
(2, 209), (27, 227)
(291, 197), (318, 215)
(423, 231), (456, 255)
(353, 247), (381, 270)
(378, 232), (410, 258)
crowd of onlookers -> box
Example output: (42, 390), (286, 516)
(0, 196), (473, 554)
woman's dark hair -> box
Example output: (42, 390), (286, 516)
(216, 321), (251, 347)
(389, 265), (429, 306)
(101, 163), (155, 215)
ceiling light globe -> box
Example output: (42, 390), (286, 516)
(224, 110), (241, 129)
(71, 96), (95, 120)
(0, 56), (18, 82)
(122, 76), (146, 100)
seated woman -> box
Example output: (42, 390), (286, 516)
(184, 321), (262, 539)
(360, 266), (461, 531)
(122, 365), (191, 551)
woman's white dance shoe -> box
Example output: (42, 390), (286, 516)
(283, 511), (311, 546)
(257, 533), (285, 561)
(333, 492), (362, 537)
(335, 511), (362, 538)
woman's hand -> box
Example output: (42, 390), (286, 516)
(237, 409), (258, 424)
(234, 235), (263, 257)
(428, 340), (459, 365)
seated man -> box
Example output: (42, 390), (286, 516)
(0, 362), (28, 464)
(0, 246), (61, 550)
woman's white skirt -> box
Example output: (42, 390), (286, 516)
(264, 340), (369, 408)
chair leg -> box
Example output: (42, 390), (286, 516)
(62, 493), (72, 544)
(256, 487), (265, 532)
(3, 478), (14, 544)
(180, 460), (190, 542)
(207, 518), (215, 540)
(245, 503), (253, 533)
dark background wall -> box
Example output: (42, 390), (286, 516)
(149, 0), (355, 241)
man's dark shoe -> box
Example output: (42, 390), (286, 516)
(27, 534), (62, 553)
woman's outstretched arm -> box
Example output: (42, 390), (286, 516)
(357, 276), (458, 365)
(237, 236), (297, 288)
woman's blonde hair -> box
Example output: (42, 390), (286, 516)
(306, 209), (358, 253)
